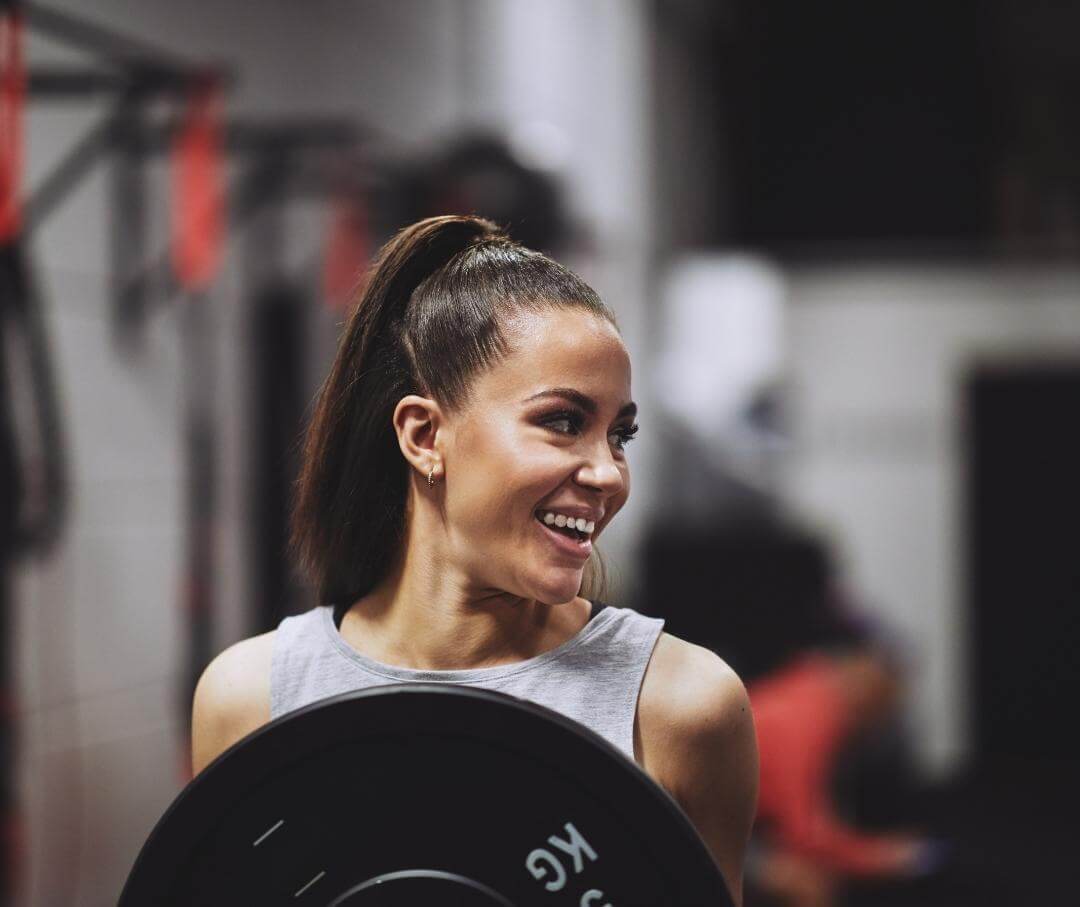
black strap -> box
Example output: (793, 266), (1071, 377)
(332, 601), (348, 629)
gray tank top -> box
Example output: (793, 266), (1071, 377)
(270, 602), (665, 761)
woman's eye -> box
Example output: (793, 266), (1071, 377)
(610, 424), (640, 451)
(542, 413), (638, 451)
(543, 412), (583, 435)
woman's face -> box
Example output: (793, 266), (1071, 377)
(440, 307), (636, 605)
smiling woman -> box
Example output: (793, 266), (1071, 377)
(190, 215), (758, 904)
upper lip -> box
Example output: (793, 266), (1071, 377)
(536, 504), (604, 523)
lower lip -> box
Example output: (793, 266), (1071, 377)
(535, 517), (593, 560)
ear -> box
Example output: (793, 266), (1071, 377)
(392, 394), (445, 482)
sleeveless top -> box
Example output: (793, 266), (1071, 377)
(270, 601), (665, 761)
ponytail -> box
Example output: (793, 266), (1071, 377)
(291, 215), (614, 606)
(347, 216), (504, 383)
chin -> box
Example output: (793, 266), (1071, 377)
(526, 571), (584, 606)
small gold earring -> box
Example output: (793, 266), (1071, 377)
(427, 465), (437, 487)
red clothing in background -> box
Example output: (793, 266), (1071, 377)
(749, 655), (901, 877)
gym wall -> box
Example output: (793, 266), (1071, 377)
(12, 2), (654, 904)
(781, 265), (1080, 775)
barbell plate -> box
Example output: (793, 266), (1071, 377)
(121, 684), (733, 906)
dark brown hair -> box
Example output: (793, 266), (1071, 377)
(291, 215), (616, 606)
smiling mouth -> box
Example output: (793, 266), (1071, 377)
(535, 512), (588, 541)
(533, 512), (593, 557)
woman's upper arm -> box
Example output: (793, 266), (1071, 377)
(641, 637), (759, 907)
(190, 631), (275, 776)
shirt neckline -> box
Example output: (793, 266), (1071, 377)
(319, 602), (618, 683)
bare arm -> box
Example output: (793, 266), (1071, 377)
(190, 631), (274, 776)
(639, 637), (759, 906)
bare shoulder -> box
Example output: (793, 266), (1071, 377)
(191, 630), (276, 776)
(637, 632), (758, 906)
(638, 633), (751, 749)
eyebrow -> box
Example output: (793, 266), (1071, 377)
(523, 388), (638, 420)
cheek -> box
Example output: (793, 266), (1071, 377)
(449, 437), (560, 531)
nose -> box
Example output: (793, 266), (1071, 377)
(574, 444), (627, 498)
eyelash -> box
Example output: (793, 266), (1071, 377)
(543, 410), (640, 451)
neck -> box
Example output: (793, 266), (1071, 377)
(341, 543), (586, 671)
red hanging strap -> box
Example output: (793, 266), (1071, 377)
(171, 79), (224, 291)
(0, 6), (24, 243)
(321, 191), (372, 313)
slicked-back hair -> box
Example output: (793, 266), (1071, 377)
(291, 215), (616, 607)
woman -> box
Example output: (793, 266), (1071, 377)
(191, 215), (758, 904)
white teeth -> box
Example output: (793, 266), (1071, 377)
(537, 510), (597, 536)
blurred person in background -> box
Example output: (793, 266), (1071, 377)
(746, 618), (938, 907)
(644, 257), (958, 907)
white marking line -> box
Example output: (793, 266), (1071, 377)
(252, 819), (284, 847)
(293, 871), (326, 898)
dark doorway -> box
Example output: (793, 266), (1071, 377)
(966, 361), (1080, 764)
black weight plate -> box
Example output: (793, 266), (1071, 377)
(121, 685), (733, 906)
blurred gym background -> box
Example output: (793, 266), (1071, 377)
(1, 0), (1077, 904)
